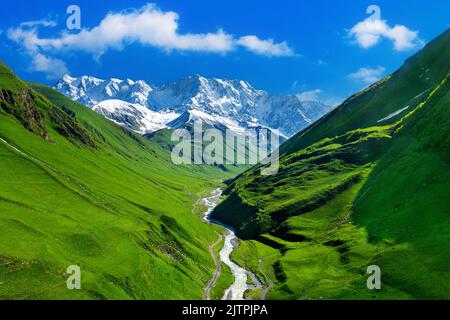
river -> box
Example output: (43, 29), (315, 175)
(202, 189), (261, 300)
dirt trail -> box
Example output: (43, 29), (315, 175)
(204, 232), (223, 300)
(258, 257), (274, 300)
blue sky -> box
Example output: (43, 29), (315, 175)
(0, 0), (448, 105)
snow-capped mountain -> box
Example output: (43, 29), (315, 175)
(55, 75), (154, 107)
(149, 75), (264, 115)
(54, 74), (332, 137)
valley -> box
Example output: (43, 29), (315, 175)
(0, 27), (449, 301)
(0, 61), (244, 299)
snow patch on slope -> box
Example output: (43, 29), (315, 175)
(377, 105), (410, 123)
(94, 100), (179, 133)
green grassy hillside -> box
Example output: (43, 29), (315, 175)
(0, 60), (240, 299)
(212, 29), (450, 299)
(281, 29), (450, 156)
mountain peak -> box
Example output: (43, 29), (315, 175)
(55, 74), (154, 108)
(61, 74), (76, 82)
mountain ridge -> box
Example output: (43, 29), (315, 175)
(54, 74), (332, 138)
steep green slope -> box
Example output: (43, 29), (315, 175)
(212, 29), (450, 299)
(0, 60), (239, 299)
(353, 76), (450, 299)
(281, 29), (450, 156)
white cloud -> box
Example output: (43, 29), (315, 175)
(8, 5), (236, 57)
(238, 36), (295, 57)
(30, 53), (69, 80)
(348, 66), (386, 84)
(348, 17), (424, 51)
(323, 97), (344, 107)
(20, 19), (57, 28)
(6, 19), (69, 80)
(296, 88), (342, 107)
(7, 4), (296, 78)
(297, 89), (322, 101)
